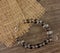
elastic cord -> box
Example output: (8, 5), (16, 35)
(17, 19), (53, 49)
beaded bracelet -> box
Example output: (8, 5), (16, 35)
(17, 19), (53, 49)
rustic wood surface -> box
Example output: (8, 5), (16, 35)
(0, 0), (60, 53)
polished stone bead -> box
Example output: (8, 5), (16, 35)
(35, 45), (39, 48)
(46, 39), (49, 43)
(43, 24), (49, 28)
(39, 20), (43, 23)
(24, 44), (28, 48)
(27, 44), (33, 49)
(36, 44), (41, 48)
(42, 42), (46, 46)
(20, 40), (26, 46)
(49, 38), (52, 42)
(44, 40), (48, 45)
(39, 43), (43, 47)
(47, 31), (53, 35)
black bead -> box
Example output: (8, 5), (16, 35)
(22, 42), (26, 46)
(34, 19), (37, 24)
(41, 22), (45, 26)
(48, 38), (52, 42)
(29, 45), (33, 49)
(44, 40), (48, 45)
(26, 19), (30, 23)
(36, 44), (41, 48)
(24, 43), (29, 48)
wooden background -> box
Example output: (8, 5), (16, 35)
(0, 0), (60, 53)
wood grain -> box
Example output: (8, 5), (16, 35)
(0, 0), (45, 47)
(0, 0), (60, 53)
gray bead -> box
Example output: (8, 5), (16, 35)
(43, 24), (49, 28)
(27, 44), (32, 48)
(39, 43), (42, 47)
(47, 31), (53, 35)
(24, 45), (28, 48)
(35, 45), (39, 48)
(17, 41), (21, 44)
(20, 40), (25, 44)
(39, 20), (43, 23)
(36, 20), (39, 24)
(49, 38), (52, 42)
(46, 39), (49, 43)
(42, 42), (45, 46)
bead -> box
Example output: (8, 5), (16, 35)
(35, 45), (39, 48)
(43, 24), (49, 28)
(20, 40), (26, 47)
(20, 40), (25, 44)
(36, 44), (40, 48)
(49, 38), (52, 42)
(47, 31), (53, 35)
(34, 19), (37, 24)
(27, 44), (32, 49)
(46, 27), (51, 31)
(31, 45), (35, 49)
(17, 41), (21, 44)
(30, 19), (34, 23)
(46, 39), (49, 43)
(39, 21), (45, 26)
(36, 20), (39, 24)
(24, 43), (29, 48)
(39, 43), (43, 47)
(22, 42), (25, 46)
(44, 40), (48, 45)
(26, 19), (30, 23)
(25, 45), (28, 48)
(42, 42), (45, 46)
(39, 20), (43, 23)
(27, 44), (30, 48)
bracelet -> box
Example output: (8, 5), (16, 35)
(17, 19), (53, 49)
